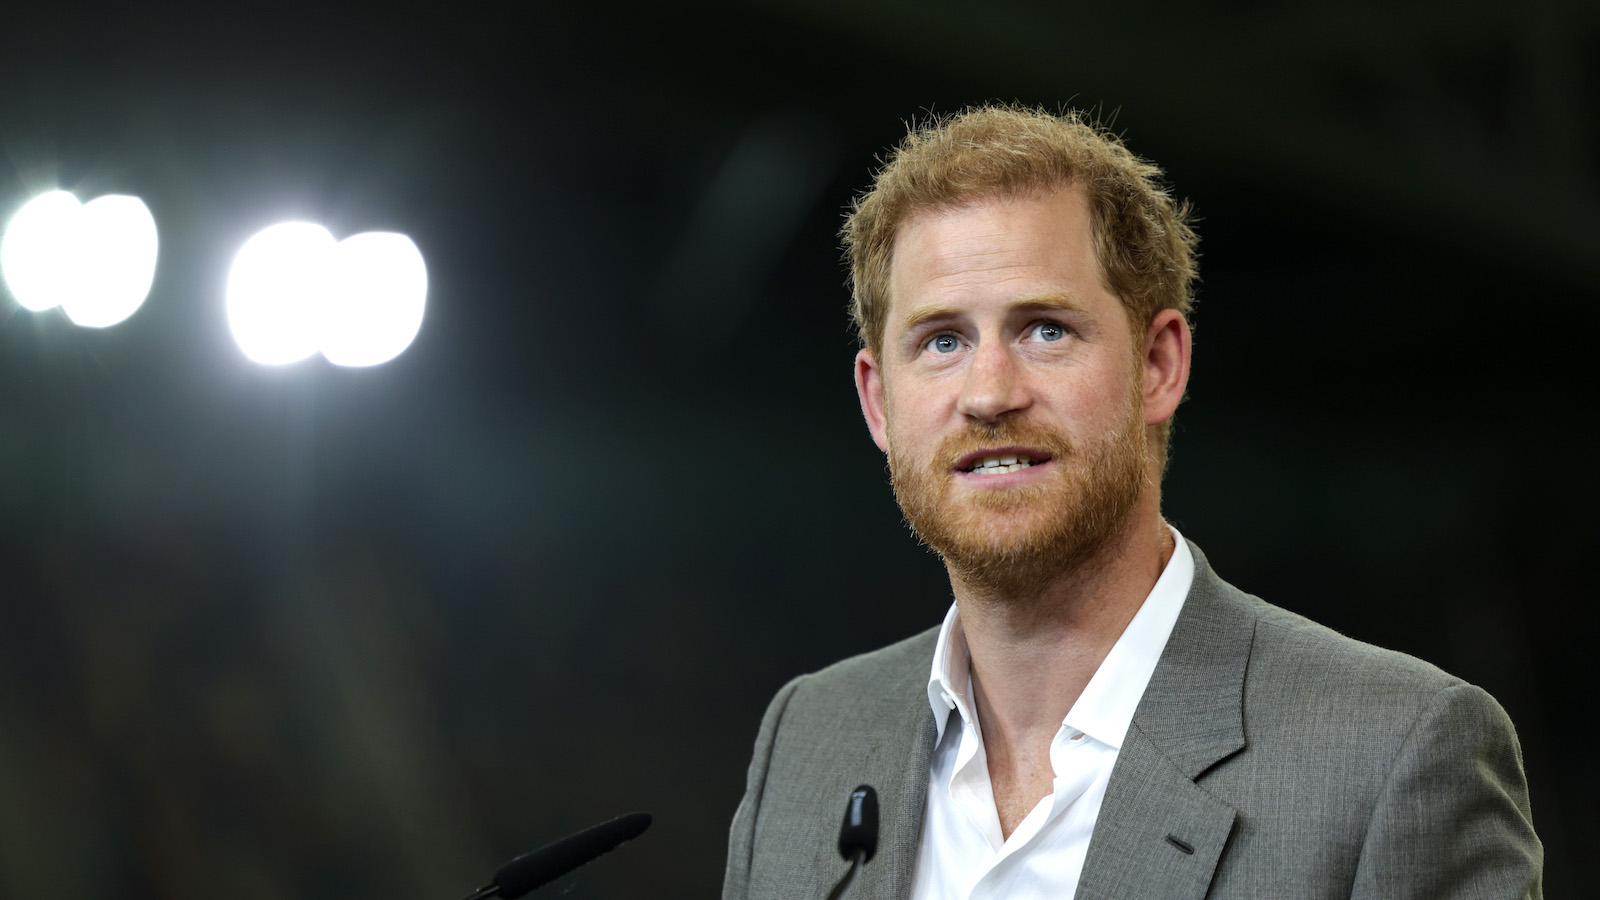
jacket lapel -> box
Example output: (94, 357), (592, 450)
(848, 634), (940, 900)
(1075, 542), (1257, 899)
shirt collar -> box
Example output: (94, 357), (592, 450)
(925, 526), (1196, 748)
(927, 601), (975, 744)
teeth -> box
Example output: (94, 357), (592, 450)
(969, 454), (1036, 474)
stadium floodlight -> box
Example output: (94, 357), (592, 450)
(226, 222), (337, 365)
(2, 191), (81, 313)
(226, 223), (427, 367)
(321, 232), (427, 367)
(1, 190), (158, 327)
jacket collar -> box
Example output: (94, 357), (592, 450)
(1074, 539), (1257, 898)
(855, 631), (941, 899)
(1128, 540), (1254, 779)
(870, 541), (1258, 899)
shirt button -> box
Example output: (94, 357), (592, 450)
(941, 692), (955, 710)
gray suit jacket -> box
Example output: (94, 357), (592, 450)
(723, 542), (1541, 898)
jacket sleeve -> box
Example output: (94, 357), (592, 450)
(722, 674), (805, 900)
(1349, 682), (1542, 898)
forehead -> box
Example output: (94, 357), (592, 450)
(885, 186), (1112, 323)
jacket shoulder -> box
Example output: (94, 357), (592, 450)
(1182, 541), (1465, 707)
(1200, 583), (1541, 897)
(1232, 586), (1466, 704)
(791, 627), (940, 700)
(726, 627), (940, 899)
(1171, 547), (1539, 896)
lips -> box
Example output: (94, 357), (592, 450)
(956, 447), (1053, 474)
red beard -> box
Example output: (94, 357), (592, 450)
(887, 388), (1149, 597)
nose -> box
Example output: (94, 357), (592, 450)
(956, 341), (1031, 423)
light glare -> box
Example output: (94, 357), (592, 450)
(227, 223), (427, 367)
(1, 191), (158, 327)
(63, 195), (160, 328)
(226, 222), (337, 365)
(4, 191), (90, 313)
(321, 233), (427, 367)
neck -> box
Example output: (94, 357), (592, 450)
(951, 499), (1174, 747)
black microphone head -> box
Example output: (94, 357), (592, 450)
(493, 812), (652, 899)
(837, 785), (878, 863)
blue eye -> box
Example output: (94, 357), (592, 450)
(1032, 322), (1067, 342)
(928, 334), (962, 354)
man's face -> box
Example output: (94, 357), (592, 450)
(854, 187), (1154, 593)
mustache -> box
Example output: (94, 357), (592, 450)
(931, 420), (1076, 469)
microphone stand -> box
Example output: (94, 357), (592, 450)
(824, 849), (867, 900)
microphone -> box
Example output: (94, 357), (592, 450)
(458, 812), (652, 900)
(825, 786), (877, 900)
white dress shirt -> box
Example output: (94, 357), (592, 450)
(908, 527), (1195, 900)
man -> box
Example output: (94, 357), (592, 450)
(723, 106), (1541, 899)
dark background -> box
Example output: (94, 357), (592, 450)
(1, 1), (1593, 897)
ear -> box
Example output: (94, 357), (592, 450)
(1142, 309), (1192, 427)
(854, 348), (891, 453)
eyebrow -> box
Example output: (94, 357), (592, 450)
(897, 291), (1090, 335)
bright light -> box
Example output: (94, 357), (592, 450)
(1, 190), (158, 327)
(2, 192), (80, 312)
(65, 195), (160, 327)
(226, 222), (336, 365)
(322, 233), (427, 367)
(226, 223), (427, 367)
